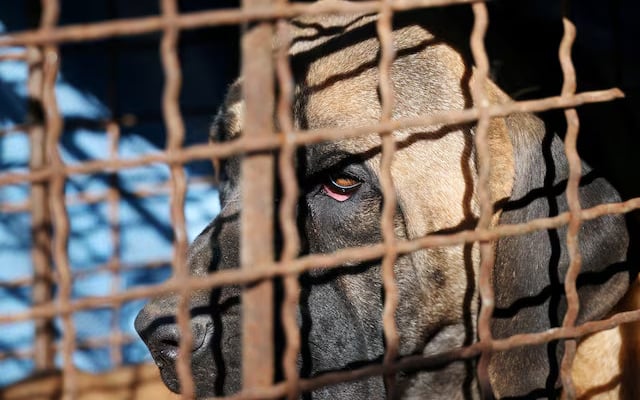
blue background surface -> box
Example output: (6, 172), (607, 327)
(0, 1), (237, 386)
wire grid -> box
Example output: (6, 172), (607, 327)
(0, 0), (639, 399)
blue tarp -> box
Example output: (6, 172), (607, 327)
(0, 1), (235, 386)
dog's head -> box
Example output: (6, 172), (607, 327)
(135, 4), (632, 398)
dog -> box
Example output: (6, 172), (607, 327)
(135, 2), (636, 398)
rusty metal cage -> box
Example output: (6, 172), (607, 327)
(0, 0), (639, 399)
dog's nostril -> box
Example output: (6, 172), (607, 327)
(160, 337), (179, 347)
(135, 307), (212, 369)
(158, 337), (179, 362)
(146, 325), (179, 365)
(142, 321), (210, 364)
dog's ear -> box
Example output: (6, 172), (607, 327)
(489, 112), (632, 398)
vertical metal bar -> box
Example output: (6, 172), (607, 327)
(376, 1), (400, 397)
(469, 3), (495, 398)
(275, 12), (302, 400)
(241, 0), (276, 391)
(107, 121), (123, 366)
(159, 0), (193, 398)
(39, 0), (76, 397)
(27, 43), (56, 372)
(558, 3), (582, 398)
(106, 6), (124, 365)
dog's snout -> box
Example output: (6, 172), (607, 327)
(134, 212), (242, 396)
(135, 303), (210, 366)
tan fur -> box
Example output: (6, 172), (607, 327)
(572, 277), (640, 400)
(0, 363), (179, 400)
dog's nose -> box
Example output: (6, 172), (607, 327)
(135, 304), (210, 366)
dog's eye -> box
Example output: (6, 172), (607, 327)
(322, 174), (362, 201)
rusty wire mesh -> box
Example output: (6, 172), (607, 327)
(0, 0), (639, 399)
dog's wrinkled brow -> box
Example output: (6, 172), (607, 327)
(304, 144), (365, 178)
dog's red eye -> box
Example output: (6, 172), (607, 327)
(322, 174), (362, 201)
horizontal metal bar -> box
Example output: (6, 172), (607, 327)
(0, 89), (624, 187)
(203, 305), (640, 400)
(1, 196), (638, 324)
(0, 0), (479, 48)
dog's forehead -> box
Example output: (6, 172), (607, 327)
(212, 9), (440, 138)
(303, 139), (379, 175)
(210, 6), (514, 205)
(287, 10), (377, 56)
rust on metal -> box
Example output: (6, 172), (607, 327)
(0, 175), (215, 214)
(26, 41), (55, 372)
(1, 197), (640, 326)
(0, 258), (172, 290)
(0, 88), (624, 188)
(558, 7), (582, 399)
(375, 0), (401, 396)
(189, 299), (640, 400)
(240, 0), (276, 391)
(0, 334), (139, 362)
(274, 10), (302, 399)
(0, 51), (28, 61)
(159, 0), (195, 398)
(0, 0), (482, 48)
(106, 121), (124, 367)
(39, 0), (78, 397)
(469, 3), (495, 397)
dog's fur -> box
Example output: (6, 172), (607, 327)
(135, 2), (636, 398)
